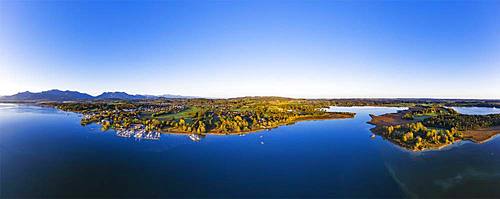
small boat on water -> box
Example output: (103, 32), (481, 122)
(135, 130), (144, 139)
(153, 132), (161, 139)
(113, 127), (162, 141)
(144, 132), (161, 140)
(116, 130), (126, 137)
(188, 134), (201, 142)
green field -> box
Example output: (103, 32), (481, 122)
(145, 106), (203, 121)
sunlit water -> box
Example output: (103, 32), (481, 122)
(1, 104), (499, 198)
(450, 106), (500, 115)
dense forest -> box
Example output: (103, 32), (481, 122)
(402, 106), (458, 119)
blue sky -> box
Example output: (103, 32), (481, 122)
(1, 1), (499, 98)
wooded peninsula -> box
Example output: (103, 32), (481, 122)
(369, 106), (500, 151)
(45, 97), (356, 137)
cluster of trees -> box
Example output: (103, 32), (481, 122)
(80, 110), (139, 128)
(423, 114), (500, 131)
(381, 122), (463, 150)
(413, 106), (457, 115)
(402, 106), (457, 120)
(55, 102), (138, 113)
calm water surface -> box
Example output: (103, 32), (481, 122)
(451, 106), (500, 115)
(1, 104), (499, 198)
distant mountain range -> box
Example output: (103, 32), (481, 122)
(95, 92), (154, 100)
(0, 89), (195, 101)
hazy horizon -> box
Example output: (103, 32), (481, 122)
(3, 88), (500, 100)
(1, 1), (499, 99)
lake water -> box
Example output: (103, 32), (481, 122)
(1, 104), (500, 198)
(450, 106), (500, 115)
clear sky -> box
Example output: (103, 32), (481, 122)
(0, 1), (499, 99)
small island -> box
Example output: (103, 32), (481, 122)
(369, 106), (500, 151)
(46, 97), (355, 139)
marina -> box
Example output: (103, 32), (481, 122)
(116, 128), (160, 140)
